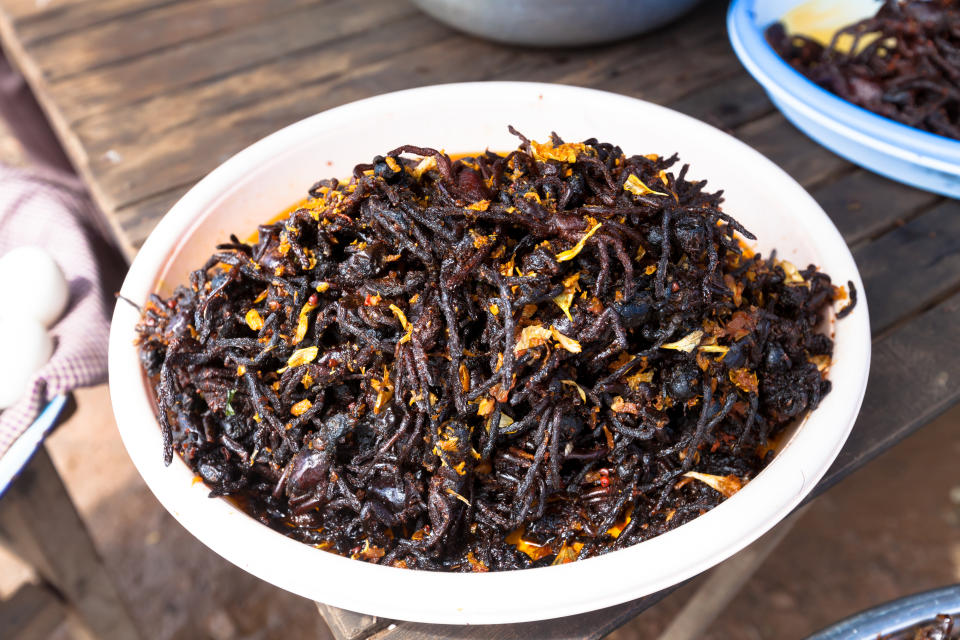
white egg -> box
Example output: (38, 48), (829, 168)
(0, 246), (69, 328)
(0, 317), (53, 409)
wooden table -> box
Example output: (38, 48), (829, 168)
(0, 397), (141, 640)
(1, 0), (957, 637)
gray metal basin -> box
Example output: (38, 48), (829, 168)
(806, 584), (960, 640)
(408, 0), (704, 47)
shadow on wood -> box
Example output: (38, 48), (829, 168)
(0, 445), (141, 640)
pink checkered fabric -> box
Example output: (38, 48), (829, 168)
(0, 164), (123, 458)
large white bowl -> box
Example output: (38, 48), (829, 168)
(109, 82), (870, 625)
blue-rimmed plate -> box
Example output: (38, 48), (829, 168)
(728, 0), (960, 198)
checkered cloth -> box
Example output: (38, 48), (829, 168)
(0, 164), (124, 458)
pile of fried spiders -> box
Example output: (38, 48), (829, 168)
(136, 128), (855, 571)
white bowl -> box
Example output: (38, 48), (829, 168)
(109, 81), (871, 625)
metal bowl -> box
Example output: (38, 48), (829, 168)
(807, 585), (960, 640)
(408, 0), (703, 47)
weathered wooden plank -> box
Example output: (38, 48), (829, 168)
(366, 594), (674, 640)
(0, 582), (66, 640)
(70, 12), (454, 156)
(0, 0), (105, 21)
(734, 112), (852, 188)
(668, 70), (774, 132)
(80, 36), (516, 212)
(44, 0), (416, 123)
(811, 169), (942, 246)
(817, 290), (960, 494)
(656, 508), (806, 640)
(0, 446), (141, 640)
(851, 199), (960, 334)
(9, 0), (181, 44)
(558, 32), (740, 106)
(112, 184), (191, 256)
(30, 0), (321, 81)
(316, 603), (389, 640)
(97, 18), (459, 254)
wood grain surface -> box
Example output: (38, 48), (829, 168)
(1, 0), (958, 638)
(0, 446), (141, 640)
